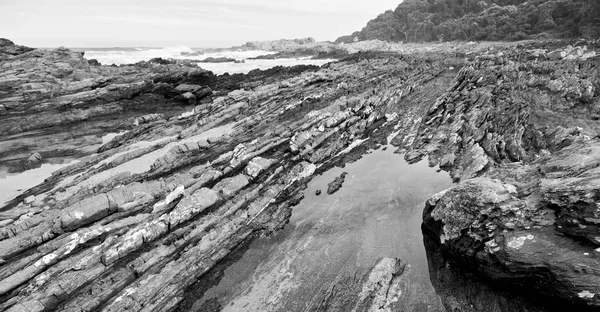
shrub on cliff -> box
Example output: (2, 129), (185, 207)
(336, 0), (600, 43)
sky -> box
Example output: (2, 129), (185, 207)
(1, 0), (401, 48)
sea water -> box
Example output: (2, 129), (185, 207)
(190, 147), (452, 311)
(82, 46), (334, 75)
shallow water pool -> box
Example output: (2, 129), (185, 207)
(191, 147), (452, 311)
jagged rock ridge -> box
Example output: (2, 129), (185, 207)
(0, 39), (460, 311)
(0, 37), (599, 312)
(413, 43), (600, 310)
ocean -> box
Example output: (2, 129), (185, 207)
(81, 46), (334, 75)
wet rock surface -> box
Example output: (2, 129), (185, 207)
(183, 147), (451, 312)
(0, 38), (598, 311)
(316, 257), (406, 312)
(326, 172), (347, 195)
(0, 38), (219, 177)
(0, 40), (457, 312)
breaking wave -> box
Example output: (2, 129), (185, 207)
(83, 45), (333, 75)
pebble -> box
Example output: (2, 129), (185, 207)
(24, 195), (36, 205)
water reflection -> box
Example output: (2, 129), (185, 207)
(191, 147), (452, 312)
(0, 159), (79, 205)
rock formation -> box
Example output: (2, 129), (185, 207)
(199, 57), (238, 63)
(241, 37), (316, 51)
(0, 39), (458, 311)
(327, 172), (348, 195)
(0, 39), (220, 175)
(0, 37), (598, 312)
(0, 38), (34, 61)
(413, 43), (600, 310)
(315, 258), (406, 311)
(0, 41), (216, 136)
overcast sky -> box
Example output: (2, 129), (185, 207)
(1, 0), (401, 48)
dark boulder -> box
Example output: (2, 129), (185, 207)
(25, 152), (43, 169)
(200, 57), (237, 63)
(87, 59), (101, 66)
(186, 68), (217, 88)
(148, 57), (176, 65)
(327, 172), (348, 195)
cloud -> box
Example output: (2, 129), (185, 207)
(0, 0), (401, 47)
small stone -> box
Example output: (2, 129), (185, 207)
(548, 50), (567, 60)
(315, 190), (322, 196)
(26, 152), (43, 169)
(31, 194), (47, 207)
(578, 291), (595, 299)
(327, 172), (348, 195)
(24, 195), (36, 205)
(245, 157), (273, 179)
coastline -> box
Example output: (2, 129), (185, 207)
(0, 37), (599, 311)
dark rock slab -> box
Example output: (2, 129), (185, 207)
(327, 172), (348, 195)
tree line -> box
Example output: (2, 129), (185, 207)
(336, 0), (600, 43)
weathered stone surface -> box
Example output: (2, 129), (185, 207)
(25, 152), (43, 169)
(0, 44), (458, 311)
(327, 172), (348, 195)
(0, 39), (598, 312)
(0, 38), (34, 60)
(0, 40), (216, 136)
(314, 258), (406, 312)
(416, 42), (600, 311)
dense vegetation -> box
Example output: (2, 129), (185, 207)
(336, 0), (600, 43)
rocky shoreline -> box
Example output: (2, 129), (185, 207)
(414, 43), (600, 311)
(0, 38), (599, 311)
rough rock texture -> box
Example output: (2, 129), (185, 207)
(241, 37), (317, 51)
(199, 57), (238, 63)
(1, 39), (598, 311)
(0, 38), (34, 61)
(0, 39), (219, 175)
(415, 42), (600, 310)
(248, 47), (350, 61)
(315, 258), (406, 312)
(0, 39), (216, 135)
(327, 172), (348, 195)
(25, 152), (43, 169)
(0, 45), (460, 311)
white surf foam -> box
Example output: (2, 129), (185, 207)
(83, 46), (334, 74)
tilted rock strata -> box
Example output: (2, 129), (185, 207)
(0, 38), (34, 61)
(0, 48), (455, 311)
(2, 38), (597, 311)
(0, 39), (216, 135)
(416, 44), (600, 310)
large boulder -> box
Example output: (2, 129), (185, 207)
(423, 141), (600, 309)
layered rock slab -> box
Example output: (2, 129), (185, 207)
(0, 46), (456, 311)
(416, 43), (600, 310)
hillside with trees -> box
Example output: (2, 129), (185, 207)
(336, 0), (600, 43)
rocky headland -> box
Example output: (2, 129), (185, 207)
(0, 37), (599, 312)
